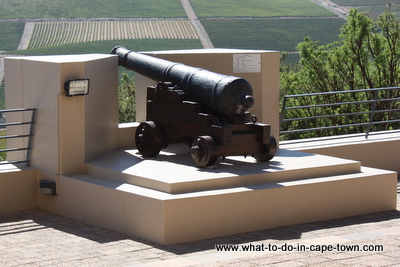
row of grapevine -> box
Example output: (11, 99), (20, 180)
(28, 20), (199, 49)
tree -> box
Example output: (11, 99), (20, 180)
(118, 73), (136, 123)
(280, 8), (400, 140)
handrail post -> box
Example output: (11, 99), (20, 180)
(279, 96), (288, 134)
(0, 108), (37, 166)
(25, 109), (37, 166)
(365, 90), (379, 139)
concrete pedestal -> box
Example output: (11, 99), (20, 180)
(3, 53), (396, 245)
(44, 147), (397, 245)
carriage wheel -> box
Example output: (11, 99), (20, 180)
(191, 136), (218, 167)
(254, 135), (277, 162)
(135, 121), (163, 157)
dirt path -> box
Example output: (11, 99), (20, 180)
(180, 0), (214, 48)
(309, 0), (348, 19)
(17, 22), (34, 50)
(0, 21), (33, 84)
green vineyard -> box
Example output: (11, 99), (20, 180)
(28, 20), (199, 49)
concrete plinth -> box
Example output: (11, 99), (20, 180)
(44, 147), (397, 245)
(3, 53), (396, 245)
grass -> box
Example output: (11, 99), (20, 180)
(332, 0), (396, 5)
(0, 0), (186, 19)
(5, 39), (204, 55)
(0, 22), (25, 50)
(190, 0), (335, 17)
(201, 18), (345, 52)
(358, 6), (400, 13)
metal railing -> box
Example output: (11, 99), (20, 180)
(280, 87), (400, 140)
(0, 108), (37, 166)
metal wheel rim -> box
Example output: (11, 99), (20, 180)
(191, 135), (218, 167)
(254, 135), (277, 162)
(135, 121), (163, 157)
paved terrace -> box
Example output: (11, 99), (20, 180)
(0, 179), (398, 267)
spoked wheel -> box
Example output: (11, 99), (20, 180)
(190, 136), (218, 167)
(253, 135), (277, 162)
(135, 121), (164, 157)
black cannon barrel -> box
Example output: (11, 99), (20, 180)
(111, 46), (254, 117)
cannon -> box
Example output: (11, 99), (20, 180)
(111, 46), (277, 167)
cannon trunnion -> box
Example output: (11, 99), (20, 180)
(111, 46), (277, 167)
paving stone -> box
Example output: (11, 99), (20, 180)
(0, 181), (400, 266)
(268, 260), (307, 267)
(336, 254), (396, 266)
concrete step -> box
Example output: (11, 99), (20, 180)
(60, 164), (397, 245)
(85, 145), (361, 194)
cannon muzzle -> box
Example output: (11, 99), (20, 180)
(111, 46), (254, 117)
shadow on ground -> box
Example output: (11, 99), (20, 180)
(1, 204), (399, 255)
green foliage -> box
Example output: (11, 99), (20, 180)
(190, 0), (334, 17)
(0, 22), (25, 50)
(0, 0), (185, 19)
(118, 73), (136, 123)
(281, 9), (400, 140)
(202, 18), (345, 51)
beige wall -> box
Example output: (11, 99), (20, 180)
(0, 166), (38, 212)
(4, 54), (119, 176)
(280, 132), (400, 175)
(2, 54), (120, 214)
(135, 49), (281, 141)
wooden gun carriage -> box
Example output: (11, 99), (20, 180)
(111, 46), (277, 167)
